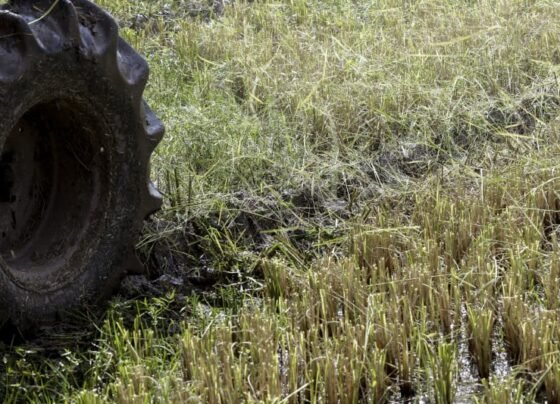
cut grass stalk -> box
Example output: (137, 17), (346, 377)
(467, 304), (495, 379)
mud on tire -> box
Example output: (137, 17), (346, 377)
(0, 0), (164, 330)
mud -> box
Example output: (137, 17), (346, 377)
(124, 0), (234, 32)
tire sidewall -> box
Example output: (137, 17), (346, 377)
(0, 47), (146, 327)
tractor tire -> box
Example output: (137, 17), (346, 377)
(0, 0), (164, 330)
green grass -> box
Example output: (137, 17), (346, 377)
(3, 0), (560, 402)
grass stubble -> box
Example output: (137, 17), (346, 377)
(3, 0), (560, 402)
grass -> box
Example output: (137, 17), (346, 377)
(3, 0), (560, 401)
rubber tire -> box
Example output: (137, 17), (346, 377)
(0, 0), (164, 330)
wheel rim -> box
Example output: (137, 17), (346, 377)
(0, 98), (109, 276)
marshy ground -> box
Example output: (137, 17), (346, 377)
(2, 0), (560, 402)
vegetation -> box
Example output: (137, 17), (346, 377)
(2, 0), (560, 401)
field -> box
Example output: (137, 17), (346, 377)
(2, 0), (560, 402)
